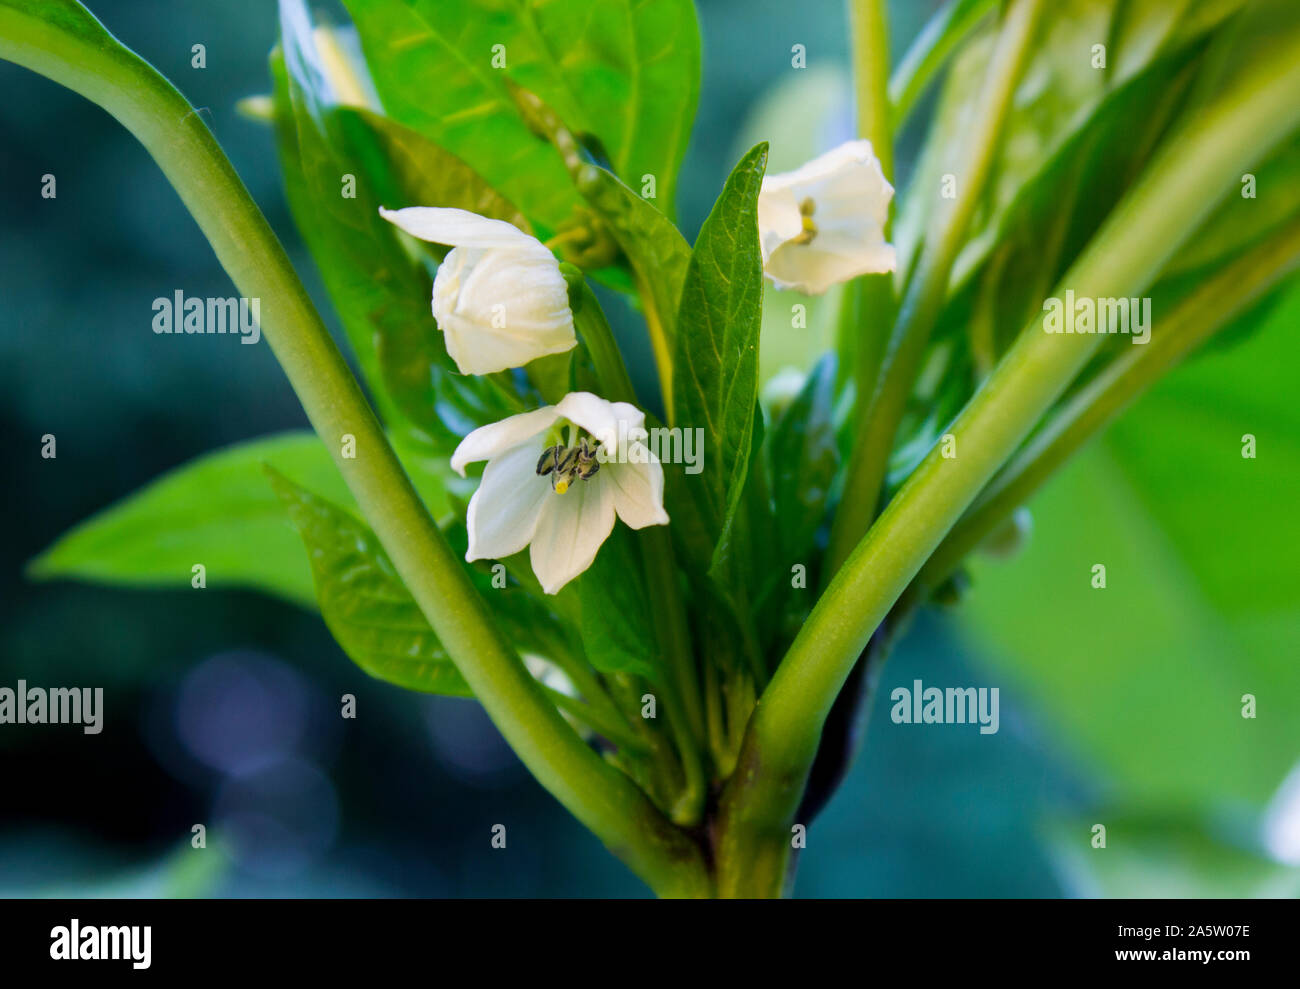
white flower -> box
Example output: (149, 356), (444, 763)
(379, 206), (577, 375)
(451, 392), (670, 594)
(756, 140), (896, 295)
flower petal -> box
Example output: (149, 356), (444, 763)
(765, 237), (896, 295)
(380, 206), (541, 251)
(464, 442), (551, 561)
(528, 475), (616, 594)
(756, 140), (896, 295)
(756, 185), (804, 264)
(554, 392), (648, 458)
(554, 392), (621, 445)
(762, 140), (889, 206)
(605, 456), (670, 530)
(451, 405), (560, 476)
(435, 244), (576, 375)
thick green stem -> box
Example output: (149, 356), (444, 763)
(918, 217), (1300, 593)
(1, 0), (710, 897)
(719, 29), (1300, 890)
(825, 0), (1044, 580)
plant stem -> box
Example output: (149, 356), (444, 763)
(720, 29), (1300, 889)
(849, 0), (893, 180)
(0, 0), (710, 897)
(543, 687), (648, 755)
(839, 0), (897, 517)
(917, 217), (1300, 594)
(889, 0), (996, 128)
(825, 0), (1045, 581)
(532, 624), (630, 735)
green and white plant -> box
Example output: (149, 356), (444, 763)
(6, 0), (1300, 896)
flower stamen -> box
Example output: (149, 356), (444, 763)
(792, 196), (818, 245)
(536, 435), (602, 494)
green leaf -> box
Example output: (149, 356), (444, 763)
(335, 105), (531, 231)
(268, 467), (471, 696)
(576, 528), (656, 678)
(341, 0), (701, 230)
(896, 0), (1244, 295)
(440, 520), (578, 661)
(572, 162), (692, 333)
(670, 143), (768, 563)
(504, 82), (689, 319)
(958, 283), (1300, 807)
(766, 355), (839, 575)
(273, 2), (510, 452)
(1164, 137), (1300, 277)
(889, 0), (996, 126)
(1046, 813), (1300, 898)
(705, 406), (774, 666)
(274, 4), (390, 403)
(29, 433), (357, 609)
(28, 432), (451, 610)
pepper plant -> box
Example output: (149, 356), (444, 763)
(6, 0), (1300, 897)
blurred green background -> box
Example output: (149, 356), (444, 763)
(2, 0), (1297, 897)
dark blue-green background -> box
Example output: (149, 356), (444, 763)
(3, 0), (1294, 897)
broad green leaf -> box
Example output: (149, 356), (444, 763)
(341, 0), (701, 231)
(958, 283), (1300, 807)
(268, 468), (471, 696)
(28, 432), (451, 610)
(29, 433), (357, 609)
(670, 143), (768, 562)
(274, 2), (510, 452)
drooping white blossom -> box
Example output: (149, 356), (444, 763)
(756, 140), (896, 295)
(380, 206), (576, 375)
(451, 392), (669, 594)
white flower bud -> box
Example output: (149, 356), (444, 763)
(380, 207), (577, 375)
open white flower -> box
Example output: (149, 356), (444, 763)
(452, 392), (669, 594)
(380, 206), (577, 375)
(756, 140), (896, 295)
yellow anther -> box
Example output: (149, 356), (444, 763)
(554, 479), (570, 495)
(793, 197), (817, 245)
